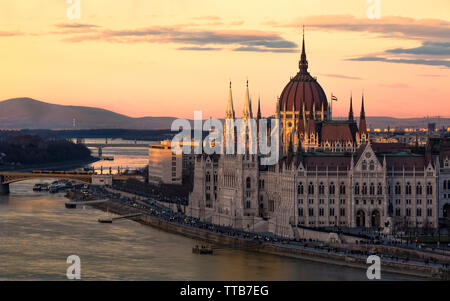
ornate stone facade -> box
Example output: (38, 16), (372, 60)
(186, 33), (446, 238)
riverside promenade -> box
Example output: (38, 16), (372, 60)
(66, 186), (450, 280)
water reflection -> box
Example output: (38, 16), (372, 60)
(82, 138), (151, 174)
(0, 180), (424, 281)
(0, 141), (425, 281)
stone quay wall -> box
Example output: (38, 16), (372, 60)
(89, 199), (450, 280)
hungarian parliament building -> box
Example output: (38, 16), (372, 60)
(186, 34), (450, 238)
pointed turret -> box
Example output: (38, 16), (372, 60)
(224, 81), (236, 154)
(242, 80), (253, 120)
(257, 96), (261, 120)
(256, 96), (262, 138)
(299, 26), (309, 74)
(359, 93), (367, 134)
(360, 93), (366, 119)
(241, 80), (255, 154)
(225, 81), (235, 120)
(348, 93), (354, 122)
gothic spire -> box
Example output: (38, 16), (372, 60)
(242, 80), (253, 120)
(257, 96), (261, 120)
(225, 81), (235, 119)
(359, 92), (367, 134)
(360, 92), (366, 119)
(348, 92), (354, 122)
(299, 26), (309, 73)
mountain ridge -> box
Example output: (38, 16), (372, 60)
(0, 97), (178, 130)
(0, 97), (448, 130)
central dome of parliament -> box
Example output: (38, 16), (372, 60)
(278, 34), (328, 113)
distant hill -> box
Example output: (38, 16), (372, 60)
(335, 116), (450, 130)
(0, 98), (178, 130)
(0, 97), (448, 130)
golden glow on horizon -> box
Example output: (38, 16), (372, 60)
(0, 0), (449, 119)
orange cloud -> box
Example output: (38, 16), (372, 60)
(0, 31), (23, 37)
(268, 15), (450, 41)
(56, 24), (298, 53)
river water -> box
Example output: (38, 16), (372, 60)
(0, 140), (422, 280)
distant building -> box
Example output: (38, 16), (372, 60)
(148, 140), (196, 185)
(92, 174), (113, 186)
(428, 123), (436, 134)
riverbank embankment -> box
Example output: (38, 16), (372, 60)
(73, 192), (450, 280)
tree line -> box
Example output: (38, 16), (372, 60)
(0, 134), (92, 165)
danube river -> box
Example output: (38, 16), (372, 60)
(0, 140), (423, 280)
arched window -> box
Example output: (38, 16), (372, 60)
(395, 182), (401, 195)
(246, 177), (251, 189)
(339, 182), (346, 195)
(297, 182), (304, 195)
(427, 182), (433, 195)
(377, 183), (382, 195)
(319, 182), (325, 195)
(355, 183), (360, 195)
(308, 182), (314, 194)
(362, 183), (368, 195)
(406, 182), (412, 195)
(369, 161), (375, 171)
(370, 183), (375, 195)
(416, 182), (422, 195)
(362, 160), (367, 171)
(206, 172), (211, 182)
(329, 182), (335, 195)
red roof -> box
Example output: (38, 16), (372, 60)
(371, 143), (409, 153)
(384, 156), (427, 171)
(320, 122), (358, 143)
(303, 155), (352, 171)
(279, 73), (328, 112)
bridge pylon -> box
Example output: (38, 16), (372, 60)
(0, 176), (10, 195)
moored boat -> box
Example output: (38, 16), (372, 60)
(65, 203), (77, 209)
(192, 245), (213, 255)
(98, 218), (113, 223)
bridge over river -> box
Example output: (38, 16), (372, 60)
(82, 142), (149, 157)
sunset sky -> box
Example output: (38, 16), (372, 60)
(0, 0), (449, 119)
